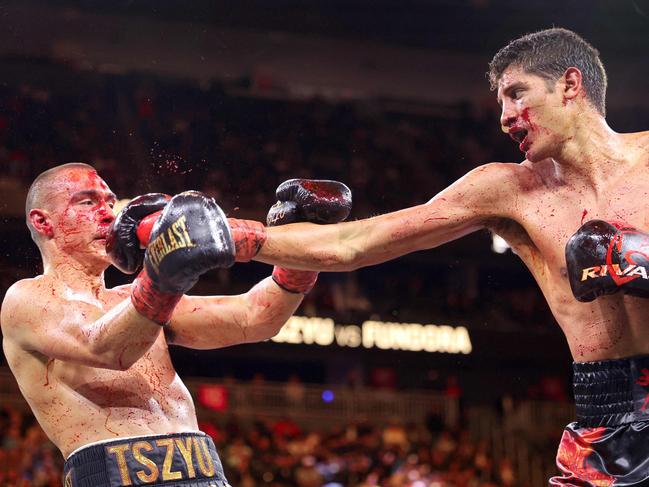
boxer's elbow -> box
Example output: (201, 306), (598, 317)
(87, 344), (140, 371)
(243, 319), (285, 344)
(311, 245), (363, 271)
(97, 352), (137, 371)
(243, 306), (293, 343)
(333, 246), (366, 271)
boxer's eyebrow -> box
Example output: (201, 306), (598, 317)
(497, 82), (527, 107)
(71, 189), (117, 202)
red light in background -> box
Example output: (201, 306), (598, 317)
(197, 384), (229, 412)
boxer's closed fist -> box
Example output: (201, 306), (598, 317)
(131, 191), (235, 324)
(106, 193), (171, 274)
(267, 179), (352, 226)
(566, 219), (649, 302)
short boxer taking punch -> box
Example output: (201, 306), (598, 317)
(237, 29), (649, 485)
(0, 163), (351, 487)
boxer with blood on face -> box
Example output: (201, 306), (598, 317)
(0, 162), (351, 487)
(238, 29), (649, 484)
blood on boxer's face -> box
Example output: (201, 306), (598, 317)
(497, 65), (574, 163)
(48, 168), (117, 263)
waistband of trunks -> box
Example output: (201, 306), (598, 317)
(573, 354), (649, 427)
(63, 431), (229, 487)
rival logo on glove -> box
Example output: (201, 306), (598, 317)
(581, 264), (649, 282)
(147, 215), (195, 272)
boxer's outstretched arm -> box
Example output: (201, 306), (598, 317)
(256, 163), (516, 271)
(166, 277), (302, 349)
(1, 281), (161, 371)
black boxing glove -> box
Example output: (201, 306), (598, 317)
(106, 193), (171, 274)
(267, 179), (352, 226)
(132, 207), (267, 264)
(566, 219), (649, 302)
(131, 191), (235, 324)
(268, 179), (352, 294)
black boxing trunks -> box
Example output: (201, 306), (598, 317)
(550, 355), (649, 486)
(63, 432), (230, 487)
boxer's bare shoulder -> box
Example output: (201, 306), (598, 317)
(450, 161), (551, 217)
(1, 276), (63, 350)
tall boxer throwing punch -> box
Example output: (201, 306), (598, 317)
(241, 29), (649, 485)
(0, 163), (351, 487)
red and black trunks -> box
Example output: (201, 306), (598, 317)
(551, 355), (649, 486)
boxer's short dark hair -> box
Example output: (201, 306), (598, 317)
(488, 28), (607, 116)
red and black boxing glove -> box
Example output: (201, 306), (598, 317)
(566, 219), (649, 302)
(268, 179), (352, 294)
(106, 193), (171, 274)
(267, 178), (352, 226)
(131, 191), (235, 324)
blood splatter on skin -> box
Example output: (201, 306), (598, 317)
(104, 409), (119, 436)
(521, 107), (537, 131)
(581, 209), (588, 225)
(43, 358), (55, 386)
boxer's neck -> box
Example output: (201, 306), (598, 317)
(553, 115), (631, 192)
(42, 252), (107, 297)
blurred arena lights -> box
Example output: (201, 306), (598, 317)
(322, 390), (335, 403)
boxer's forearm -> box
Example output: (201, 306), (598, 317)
(256, 221), (362, 271)
(256, 203), (482, 271)
(167, 277), (302, 349)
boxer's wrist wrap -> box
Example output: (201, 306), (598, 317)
(228, 218), (267, 262)
(131, 268), (182, 325)
(272, 266), (319, 294)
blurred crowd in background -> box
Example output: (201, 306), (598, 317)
(0, 403), (538, 487)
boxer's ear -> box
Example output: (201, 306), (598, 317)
(29, 209), (54, 238)
(561, 67), (582, 102)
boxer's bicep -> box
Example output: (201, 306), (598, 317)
(405, 162), (517, 249)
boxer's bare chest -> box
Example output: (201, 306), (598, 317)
(494, 161), (649, 288)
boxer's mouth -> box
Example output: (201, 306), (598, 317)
(509, 127), (530, 152)
(509, 128), (528, 144)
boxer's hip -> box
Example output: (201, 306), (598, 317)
(550, 355), (649, 486)
(63, 431), (230, 487)
(573, 354), (649, 427)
